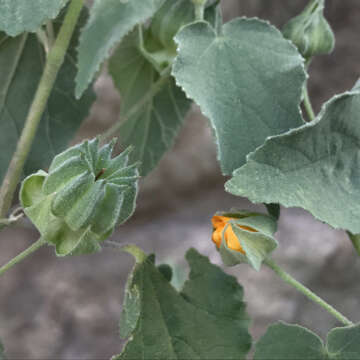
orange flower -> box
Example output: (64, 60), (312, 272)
(211, 215), (257, 254)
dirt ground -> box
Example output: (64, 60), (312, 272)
(1, 1), (360, 358)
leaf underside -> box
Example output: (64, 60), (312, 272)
(109, 30), (191, 175)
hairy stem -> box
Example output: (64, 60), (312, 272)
(192, 0), (206, 20)
(100, 66), (171, 144)
(195, 4), (205, 20)
(0, 237), (46, 277)
(302, 86), (316, 122)
(105, 240), (147, 263)
(0, 0), (84, 218)
(264, 258), (353, 326)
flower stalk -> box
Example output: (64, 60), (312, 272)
(264, 257), (353, 326)
(0, 237), (46, 277)
(302, 86), (316, 122)
(192, 0), (206, 20)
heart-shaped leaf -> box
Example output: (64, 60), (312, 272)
(172, 18), (306, 175)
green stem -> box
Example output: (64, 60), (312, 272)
(37, 28), (50, 54)
(195, 4), (205, 20)
(99, 66), (171, 144)
(302, 86), (316, 122)
(104, 240), (147, 263)
(0, 0), (84, 219)
(0, 237), (46, 277)
(347, 231), (360, 257)
(264, 258), (353, 326)
(192, 0), (206, 20)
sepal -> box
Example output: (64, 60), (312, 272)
(212, 210), (278, 270)
(283, 0), (334, 59)
(20, 138), (139, 256)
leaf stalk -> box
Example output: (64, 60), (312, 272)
(302, 85), (316, 122)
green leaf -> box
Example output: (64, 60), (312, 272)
(254, 322), (360, 360)
(113, 248), (251, 359)
(226, 85), (360, 233)
(327, 324), (360, 359)
(265, 203), (281, 221)
(0, 340), (6, 360)
(0, 0), (68, 36)
(109, 30), (191, 175)
(0, 10), (95, 183)
(75, 0), (166, 98)
(254, 322), (326, 360)
(172, 18), (306, 175)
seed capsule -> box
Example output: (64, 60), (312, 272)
(20, 138), (139, 256)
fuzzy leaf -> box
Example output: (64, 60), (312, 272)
(0, 0), (68, 36)
(0, 10), (95, 183)
(254, 322), (326, 360)
(109, 30), (191, 175)
(172, 18), (306, 175)
(113, 248), (251, 359)
(327, 324), (360, 359)
(226, 86), (360, 233)
(255, 322), (360, 360)
(75, 0), (166, 98)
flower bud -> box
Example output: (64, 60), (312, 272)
(211, 210), (278, 270)
(150, 0), (195, 51)
(20, 138), (139, 256)
(282, 0), (334, 59)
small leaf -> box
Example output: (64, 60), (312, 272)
(109, 29), (191, 175)
(254, 322), (326, 360)
(0, 10), (95, 183)
(75, 0), (166, 98)
(0, 0), (68, 36)
(113, 248), (251, 359)
(172, 18), (306, 175)
(226, 85), (360, 233)
(327, 323), (360, 359)
(254, 321), (360, 360)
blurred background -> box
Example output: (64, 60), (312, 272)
(1, 0), (360, 358)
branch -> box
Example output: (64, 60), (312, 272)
(0, 0), (84, 218)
